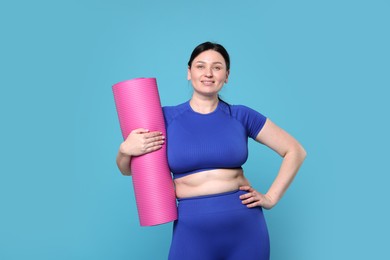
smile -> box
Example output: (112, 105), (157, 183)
(201, 80), (215, 85)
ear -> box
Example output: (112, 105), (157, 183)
(187, 67), (191, 81)
(225, 70), (230, 83)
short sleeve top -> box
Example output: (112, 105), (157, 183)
(163, 101), (267, 179)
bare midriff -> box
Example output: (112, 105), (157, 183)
(174, 168), (251, 199)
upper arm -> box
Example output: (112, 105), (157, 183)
(255, 118), (305, 157)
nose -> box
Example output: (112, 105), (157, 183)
(205, 67), (213, 77)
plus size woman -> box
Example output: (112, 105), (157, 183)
(116, 41), (307, 260)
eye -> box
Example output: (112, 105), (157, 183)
(196, 65), (205, 69)
(213, 66), (221, 71)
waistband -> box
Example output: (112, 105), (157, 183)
(177, 190), (250, 216)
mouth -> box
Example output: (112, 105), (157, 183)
(201, 80), (215, 86)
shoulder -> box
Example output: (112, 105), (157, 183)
(229, 104), (268, 139)
(230, 104), (266, 118)
(163, 101), (190, 124)
(162, 101), (189, 115)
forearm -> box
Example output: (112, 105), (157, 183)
(115, 129), (165, 176)
(266, 144), (306, 204)
(116, 149), (132, 176)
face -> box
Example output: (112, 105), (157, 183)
(187, 50), (229, 98)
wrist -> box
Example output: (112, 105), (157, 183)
(264, 193), (278, 208)
(119, 142), (132, 157)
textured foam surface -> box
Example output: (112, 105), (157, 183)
(112, 78), (177, 226)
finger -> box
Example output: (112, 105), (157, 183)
(143, 138), (165, 151)
(144, 136), (165, 146)
(131, 128), (150, 134)
(144, 131), (165, 139)
(150, 139), (165, 148)
(241, 196), (256, 205)
(239, 186), (254, 200)
(239, 185), (252, 191)
(246, 201), (261, 208)
(239, 191), (255, 200)
(140, 134), (163, 147)
(145, 144), (163, 152)
(146, 135), (165, 143)
(243, 193), (262, 207)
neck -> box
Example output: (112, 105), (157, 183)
(190, 95), (219, 114)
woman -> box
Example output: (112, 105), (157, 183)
(116, 42), (306, 260)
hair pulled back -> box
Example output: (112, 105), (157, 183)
(187, 42), (230, 70)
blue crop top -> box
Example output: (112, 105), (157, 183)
(163, 101), (267, 179)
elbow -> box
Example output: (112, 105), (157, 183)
(116, 151), (132, 176)
(284, 142), (307, 162)
(118, 161), (132, 176)
(121, 170), (132, 176)
(117, 162), (132, 176)
(298, 143), (307, 162)
(299, 143), (307, 158)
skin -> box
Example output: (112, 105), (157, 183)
(116, 50), (306, 210)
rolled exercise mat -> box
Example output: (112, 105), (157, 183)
(112, 78), (177, 226)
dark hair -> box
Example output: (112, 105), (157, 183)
(187, 41), (230, 70)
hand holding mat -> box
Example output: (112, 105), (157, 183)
(112, 78), (177, 226)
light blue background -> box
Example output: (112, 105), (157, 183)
(1, 0), (389, 259)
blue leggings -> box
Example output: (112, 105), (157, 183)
(168, 190), (270, 260)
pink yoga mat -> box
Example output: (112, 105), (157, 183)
(112, 78), (177, 226)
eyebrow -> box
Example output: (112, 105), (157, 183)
(195, 61), (224, 65)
